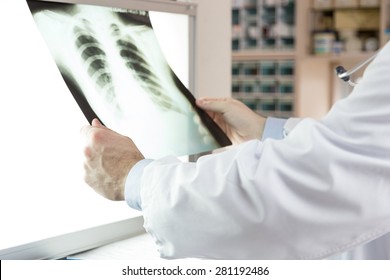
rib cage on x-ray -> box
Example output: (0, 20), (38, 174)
(73, 20), (119, 111)
(111, 23), (183, 114)
(72, 18), (183, 115)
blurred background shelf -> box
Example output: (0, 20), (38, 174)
(231, 0), (390, 119)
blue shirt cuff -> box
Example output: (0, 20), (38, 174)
(125, 159), (154, 211)
(261, 117), (287, 141)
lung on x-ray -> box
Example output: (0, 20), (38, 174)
(26, 0), (231, 158)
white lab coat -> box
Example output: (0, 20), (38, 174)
(139, 42), (390, 259)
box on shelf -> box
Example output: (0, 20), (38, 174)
(312, 0), (333, 9)
(359, 0), (380, 7)
(260, 61), (277, 75)
(258, 100), (276, 112)
(334, 9), (380, 30)
(278, 60), (295, 75)
(264, 0), (279, 6)
(232, 0), (257, 8)
(334, 0), (359, 8)
(259, 80), (277, 94)
(243, 80), (258, 93)
(279, 81), (294, 94)
(278, 101), (294, 112)
(232, 81), (242, 93)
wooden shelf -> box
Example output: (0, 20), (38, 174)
(232, 50), (296, 61)
(305, 51), (376, 62)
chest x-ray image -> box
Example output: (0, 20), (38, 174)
(26, 1), (231, 158)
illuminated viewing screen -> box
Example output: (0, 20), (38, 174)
(0, 0), (229, 257)
(26, 0), (231, 159)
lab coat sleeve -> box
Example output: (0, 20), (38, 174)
(125, 159), (154, 211)
(125, 118), (288, 210)
(140, 43), (390, 259)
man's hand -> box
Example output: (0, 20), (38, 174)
(196, 97), (266, 145)
(81, 118), (144, 201)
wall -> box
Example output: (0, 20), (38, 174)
(296, 55), (372, 119)
(192, 0), (231, 98)
(296, 58), (332, 119)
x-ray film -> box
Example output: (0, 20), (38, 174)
(26, 0), (231, 158)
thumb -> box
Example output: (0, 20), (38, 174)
(91, 118), (105, 128)
(196, 97), (229, 114)
(80, 118), (106, 139)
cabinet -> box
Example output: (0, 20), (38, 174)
(232, 57), (295, 118)
(310, 2), (381, 55)
(232, 0), (390, 119)
(231, 0), (297, 118)
(232, 0), (295, 51)
(296, 0), (390, 118)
